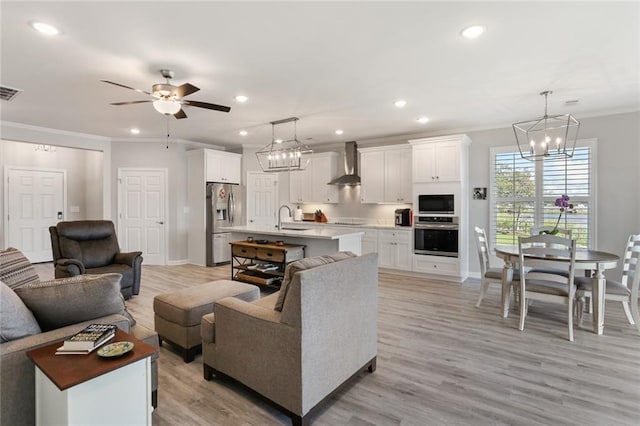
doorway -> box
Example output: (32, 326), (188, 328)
(246, 171), (278, 227)
(117, 168), (168, 265)
(4, 167), (66, 262)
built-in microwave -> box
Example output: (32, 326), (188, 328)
(418, 194), (454, 215)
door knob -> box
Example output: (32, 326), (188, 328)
(156, 221), (164, 225)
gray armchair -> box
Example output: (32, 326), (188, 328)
(49, 220), (143, 299)
(202, 253), (378, 426)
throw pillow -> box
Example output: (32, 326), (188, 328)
(274, 251), (357, 312)
(0, 280), (42, 342)
(15, 273), (129, 331)
(0, 247), (40, 290)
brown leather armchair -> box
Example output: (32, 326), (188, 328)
(49, 220), (143, 299)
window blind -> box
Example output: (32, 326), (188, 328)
(491, 144), (594, 249)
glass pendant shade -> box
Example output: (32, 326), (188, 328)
(153, 99), (181, 115)
(256, 117), (313, 172)
(513, 91), (580, 161)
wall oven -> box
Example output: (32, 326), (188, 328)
(414, 216), (459, 257)
(418, 194), (454, 215)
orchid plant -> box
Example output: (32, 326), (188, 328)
(541, 194), (575, 235)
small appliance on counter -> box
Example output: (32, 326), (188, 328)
(395, 208), (412, 227)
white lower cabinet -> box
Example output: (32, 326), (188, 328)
(377, 229), (412, 270)
(361, 228), (378, 255)
(413, 254), (459, 276)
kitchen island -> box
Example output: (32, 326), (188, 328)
(219, 225), (363, 257)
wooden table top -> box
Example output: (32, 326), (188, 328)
(26, 328), (156, 391)
(231, 240), (305, 250)
(494, 245), (619, 263)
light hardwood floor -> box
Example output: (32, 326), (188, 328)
(35, 263), (640, 425)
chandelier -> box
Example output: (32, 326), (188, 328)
(256, 117), (313, 172)
(513, 91), (580, 161)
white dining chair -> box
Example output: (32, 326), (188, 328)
(518, 234), (577, 341)
(474, 226), (519, 308)
(576, 234), (640, 332)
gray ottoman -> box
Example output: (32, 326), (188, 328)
(153, 280), (259, 362)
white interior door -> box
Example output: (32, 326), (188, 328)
(5, 167), (66, 263)
(117, 169), (168, 265)
(246, 172), (277, 227)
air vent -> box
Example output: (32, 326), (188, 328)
(0, 85), (23, 101)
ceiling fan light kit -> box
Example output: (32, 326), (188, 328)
(153, 99), (181, 115)
(513, 90), (580, 161)
(256, 117), (313, 172)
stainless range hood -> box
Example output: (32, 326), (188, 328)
(328, 141), (361, 186)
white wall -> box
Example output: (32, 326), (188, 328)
(242, 112), (639, 277)
(3, 111), (638, 272)
(462, 111), (639, 277)
(0, 140), (103, 221)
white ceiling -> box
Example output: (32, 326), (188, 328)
(1, 1), (639, 149)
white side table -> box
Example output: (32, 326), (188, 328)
(27, 329), (155, 426)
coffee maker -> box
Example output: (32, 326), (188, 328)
(394, 208), (412, 226)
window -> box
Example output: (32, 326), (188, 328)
(490, 140), (595, 248)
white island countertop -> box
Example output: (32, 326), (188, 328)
(219, 225), (363, 240)
(220, 225), (363, 256)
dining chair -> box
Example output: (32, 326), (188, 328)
(518, 234), (577, 341)
(575, 234), (640, 332)
(474, 226), (519, 308)
(529, 227), (573, 278)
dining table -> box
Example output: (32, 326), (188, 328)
(494, 245), (619, 335)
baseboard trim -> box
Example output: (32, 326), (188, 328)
(167, 259), (189, 266)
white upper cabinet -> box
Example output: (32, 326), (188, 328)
(311, 153), (339, 203)
(206, 150), (242, 184)
(359, 150), (385, 203)
(289, 152), (339, 203)
(384, 147), (412, 203)
(409, 135), (470, 183)
(359, 145), (412, 204)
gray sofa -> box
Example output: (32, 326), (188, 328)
(0, 248), (158, 426)
(201, 252), (378, 426)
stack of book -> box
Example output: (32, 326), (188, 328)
(55, 323), (117, 355)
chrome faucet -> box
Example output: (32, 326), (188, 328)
(277, 205), (292, 230)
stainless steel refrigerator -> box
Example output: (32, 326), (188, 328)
(206, 182), (240, 265)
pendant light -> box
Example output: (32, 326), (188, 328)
(513, 91), (580, 161)
(256, 117), (313, 172)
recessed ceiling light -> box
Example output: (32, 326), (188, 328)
(31, 22), (60, 36)
(335, 129), (344, 135)
(275, 139), (283, 144)
(235, 95), (248, 103)
(461, 25), (486, 39)
(130, 128), (140, 135)
(394, 100), (407, 108)
(239, 130), (248, 136)
(417, 117), (430, 124)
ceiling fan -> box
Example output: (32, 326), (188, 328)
(101, 69), (231, 119)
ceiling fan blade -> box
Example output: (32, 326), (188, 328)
(182, 100), (231, 113)
(174, 83), (199, 98)
(110, 100), (153, 106)
(174, 109), (187, 119)
(101, 80), (152, 96)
